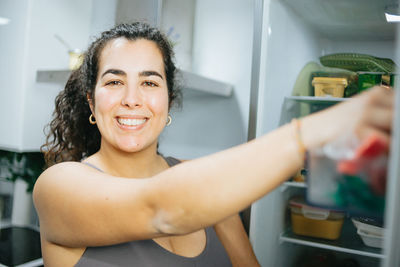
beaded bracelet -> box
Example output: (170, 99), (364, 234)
(292, 118), (306, 158)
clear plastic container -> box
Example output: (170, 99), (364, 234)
(351, 217), (385, 236)
(312, 77), (348, 97)
(357, 229), (383, 248)
(289, 196), (345, 240)
(307, 134), (387, 217)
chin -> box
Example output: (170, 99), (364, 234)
(116, 140), (151, 153)
(118, 144), (144, 153)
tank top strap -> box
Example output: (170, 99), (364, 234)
(163, 156), (182, 167)
(81, 162), (104, 172)
(82, 157), (181, 172)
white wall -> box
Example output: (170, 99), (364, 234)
(161, 0), (196, 71)
(158, 0), (254, 159)
(0, 0), (118, 152)
(90, 0), (118, 38)
(0, 0), (30, 151)
(116, 0), (159, 26)
(22, 0), (94, 151)
(192, 0), (254, 135)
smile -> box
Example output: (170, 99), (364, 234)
(117, 118), (147, 126)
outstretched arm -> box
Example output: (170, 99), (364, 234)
(34, 86), (393, 248)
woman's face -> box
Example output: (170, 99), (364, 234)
(91, 38), (169, 153)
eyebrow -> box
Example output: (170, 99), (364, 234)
(100, 69), (163, 80)
(101, 69), (126, 78)
(139, 70), (163, 80)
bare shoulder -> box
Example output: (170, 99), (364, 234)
(37, 161), (97, 180)
(34, 162), (96, 199)
(32, 160), (159, 247)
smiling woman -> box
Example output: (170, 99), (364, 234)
(33, 22), (394, 267)
(36, 22), (254, 267)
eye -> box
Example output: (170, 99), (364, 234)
(105, 80), (122, 86)
(143, 81), (158, 87)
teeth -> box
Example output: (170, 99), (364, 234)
(118, 118), (146, 126)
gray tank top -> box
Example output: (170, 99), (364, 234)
(75, 157), (232, 267)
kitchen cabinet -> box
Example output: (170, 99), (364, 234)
(248, 0), (400, 266)
(0, 0), (100, 152)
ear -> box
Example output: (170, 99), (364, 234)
(87, 93), (94, 114)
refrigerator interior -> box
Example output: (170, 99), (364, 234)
(250, 0), (399, 266)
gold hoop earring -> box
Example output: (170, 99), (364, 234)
(166, 115), (172, 126)
(89, 114), (96, 124)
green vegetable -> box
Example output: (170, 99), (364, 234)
(320, 53), (396, 73)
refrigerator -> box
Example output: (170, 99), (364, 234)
(248, 0), (400, 266)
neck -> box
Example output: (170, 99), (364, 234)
(90, 141), (168, 178)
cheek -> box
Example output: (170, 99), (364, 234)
(94, 88), (120, 113)
(147, 90), (169, 116)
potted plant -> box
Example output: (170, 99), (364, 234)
(0, 150), (45, 226)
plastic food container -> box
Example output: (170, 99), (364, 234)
(357, 229), (383, 248)
(351, 217), (385, 248)
(351, 218), (384, 236)
(289, 196), (345, 240)
(312, 77), (348, 97)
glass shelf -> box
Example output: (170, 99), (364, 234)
(281, 181), (307, 192)
(279, 96), (347, 125)
(286, 96), (347, 104)
(36, 69), (233, 97)
(279, 219), (384, 259)
(283, 181), (306, 188)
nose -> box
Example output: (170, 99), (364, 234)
(121, 84), (143, 108)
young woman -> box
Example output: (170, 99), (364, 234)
(33, 22), (394, 266)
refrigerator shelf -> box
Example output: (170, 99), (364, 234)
(279, 220), (384, 259)
(286, 96), (347, 104)
(280, 181), (306, 192)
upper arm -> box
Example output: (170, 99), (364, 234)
(33, 162), (160, 247)
(213, 214), (260, 267)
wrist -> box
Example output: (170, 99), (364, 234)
(300, 111), (337, 151)
(291, 118), (306, 160)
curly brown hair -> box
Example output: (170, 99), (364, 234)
(42, 22), (182, 166)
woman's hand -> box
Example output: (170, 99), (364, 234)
(301, 86), (394, 150)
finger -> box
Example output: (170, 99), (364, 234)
(366, 86), (395, 108)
